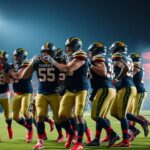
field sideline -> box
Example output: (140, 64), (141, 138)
(0, 111), (150, 150)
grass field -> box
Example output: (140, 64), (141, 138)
(0, 112), (150, 150)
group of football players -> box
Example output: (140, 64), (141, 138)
(0, 37), (149, 150)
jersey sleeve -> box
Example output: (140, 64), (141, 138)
(73, 50), (87, 61)
(21, 61), (30, 68)
(111, 53), (122, 61)
(92, 54), (105, 63)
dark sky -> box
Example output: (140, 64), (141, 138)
(0, 0), (150, 59)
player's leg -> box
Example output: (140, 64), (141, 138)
(127, 92), (149, 137)
(33, 94), (48, 150)
(1, 98), (13, 139)
(114, 86), (137, 147)
(91, 88), (119, 147)
(58, 91), (75, 148)
(55, 121), (64, 142)
(101, 92), (116, 143)
(71, 90), (88, 150)
(21, 93), (34, 143)
(101, 89), (120, 147)
(12, 95), (30, 130)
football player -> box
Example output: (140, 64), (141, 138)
(110, 41), (137, 147)
(54, 48), (66, 142)
(30, 93), (55, 140)
(21, 43), (74, 150)
(127, 53), (149, 140)
(48, 37), (90, 150)
(0, 50), (13, 140)
(10, 48), (33, 143)
(86, 42), (119, 147)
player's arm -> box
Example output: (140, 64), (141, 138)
(133, 63), (140, 75)
(54, 59), (85, 73)
(114, 59), (129, 80)
(49, 51), (86, 72)
(90, 62), (107, 77)
(21, 62), (34, 79)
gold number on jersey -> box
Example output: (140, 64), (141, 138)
(127, 60), (134, 77)
(38, 68), (55, 82)
(59, 73), (66, 81)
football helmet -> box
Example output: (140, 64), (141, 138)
(0, 50), (9, 63)
(130, 53), (141, 62)
(54, 48), (66, 62)
(109, 41), (127, 54)
(13, 48), (28, 64)
(87, 42), (106, 57)
(41, 42), (56, 57)
(65, 37), (82, 54)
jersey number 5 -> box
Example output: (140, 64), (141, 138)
(38, 68), (55, 82)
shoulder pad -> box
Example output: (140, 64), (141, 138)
(73, 50), (87, 60)
(21, 61), (30, 67)
(134, 62), (141, 69)
(111, 53), (122, 61)
(92, 54), (105, 63)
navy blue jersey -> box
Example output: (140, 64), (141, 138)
(0, 72), (9, 93)
(111, 53), (135, 89)
(33, 57), (60, 94)
(133, 62), (146, 93)
(0, 63), (11, 93)
(65, 50), (90, 92)
(12, 61), (33, 93)
(89, 54), (114, 89)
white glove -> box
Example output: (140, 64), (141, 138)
(42, 54), (52, 63)
(42, 55), (58, 65)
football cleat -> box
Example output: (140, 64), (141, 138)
(133, 129), (141, 138)
(33, 140), (44, 150)
(107, 133), (120, 148)
(100, 135), (110, 142)
(56, 135), (64, 143)
(141, 120), (149, 137)
(70, 142), (83, 150)
(64, 134), (74, 148)
(86, 138), (100, 146)
(113, 140), (131, 147)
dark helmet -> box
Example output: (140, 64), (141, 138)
(130, 52), (141, 62)
(87, 42), (106, 57)
(65, 37), (82, 53)
(109, 41), (127, 54)
(54, 48), (66, 62)
(41, 42), (56, 57)
(13, 48), (28, 64)
(0, 50), (9, 62)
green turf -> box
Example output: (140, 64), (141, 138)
(0, 112), (150, 150)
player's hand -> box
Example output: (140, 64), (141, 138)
(9, 70), (19, 80)
(42, 54), (52, 63)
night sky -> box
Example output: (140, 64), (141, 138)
(0, 0), (150, 59)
